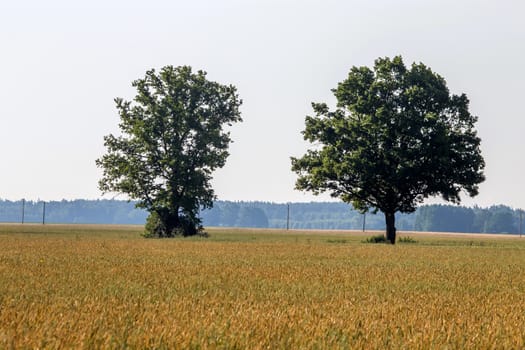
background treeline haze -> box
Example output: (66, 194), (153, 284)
(0, 199), (522, 234)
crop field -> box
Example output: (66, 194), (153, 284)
(1, 224), (525, 349)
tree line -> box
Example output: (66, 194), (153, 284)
(0, 199), (521, 234)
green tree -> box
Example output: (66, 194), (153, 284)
(235, 207), (269, 228)
(414, 204), (475, 233)
(483, 205), (516, 233)
(96, 66), (242, 237)
(291, 56), (484, 244)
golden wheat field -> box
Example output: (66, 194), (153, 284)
(1, 224), (525, 349)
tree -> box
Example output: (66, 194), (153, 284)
(291, 56), (485, 244)
(483, 205), (516, 233)
(414, 204), (475, 233)
(96, 66), (242, 237)
(235, 207), (269, 228)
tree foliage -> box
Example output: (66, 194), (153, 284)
(291, 56), (485, 243)
(96, 66), (242, 237)
(414, 204), (476, 233)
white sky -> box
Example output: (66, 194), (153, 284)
(0, 0), (524, 207)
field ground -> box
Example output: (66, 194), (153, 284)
(1, 224), (525, 348)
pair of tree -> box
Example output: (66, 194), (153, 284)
(98, 56), (484, 242)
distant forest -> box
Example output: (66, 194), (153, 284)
(0, 199), (522, 234)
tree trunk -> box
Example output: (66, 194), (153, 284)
(159, 209), (180, 237)
(385, 212), (396, 244)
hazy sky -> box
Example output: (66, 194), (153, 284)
(1, 0), (524, 207)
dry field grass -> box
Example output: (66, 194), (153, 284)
(1, 224), (525, 349)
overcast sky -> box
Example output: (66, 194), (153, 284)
(1, 0), (524, 208)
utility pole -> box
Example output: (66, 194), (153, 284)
(520, 209), (523, 238)
(21, 199), (25, 224)
(286, 203), (290, 230)
(42, 201), (46, 225)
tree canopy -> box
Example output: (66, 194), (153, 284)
(291, 56), (485, 243)
(96, 65), (242, 237)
